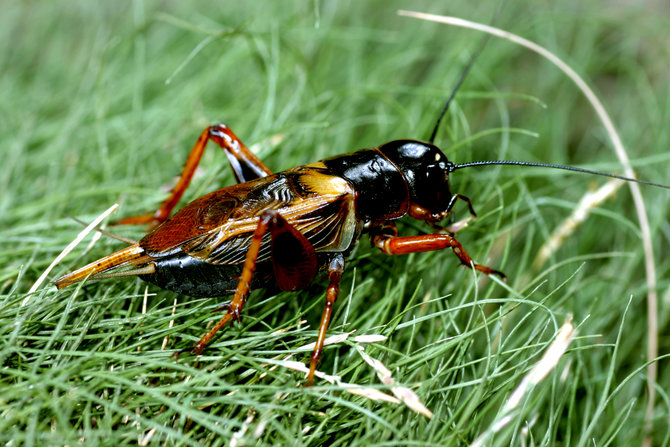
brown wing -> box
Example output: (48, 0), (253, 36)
(139, 167), (359, 266)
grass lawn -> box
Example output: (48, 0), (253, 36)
(2, 1), (670, 445)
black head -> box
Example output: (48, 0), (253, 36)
(378, 139), (455, 221)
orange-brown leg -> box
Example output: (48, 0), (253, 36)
(190, 210), (274, 355)
(116, 124), (273, 227)
(190, 209), (319, 355)
(372, 231), (505, 279)
(308, 253), (345, 386)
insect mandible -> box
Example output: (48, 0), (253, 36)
(54, 41), (670, 386)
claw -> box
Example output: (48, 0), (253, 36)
(171, 342), (204, 360)
(493, 269), (507, 281)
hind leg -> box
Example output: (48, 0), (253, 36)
(189, 209), (318, 355)
(116, 124), (273, 227)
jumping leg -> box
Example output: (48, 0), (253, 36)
(189, 210), (274, 355)
(117, 124), (273, 227)
(189, 209), (319, 355)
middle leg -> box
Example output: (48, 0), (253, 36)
(190, 209), (319, 355)
(189, 210), (275, 355)
(308, 253), (345, 385)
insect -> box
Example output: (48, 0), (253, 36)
(54, 43), (670, 386)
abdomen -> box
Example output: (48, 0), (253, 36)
(140, 253), (274, 297)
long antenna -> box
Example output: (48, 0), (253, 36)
(451, 160), (670, 190)
(424, 9), (669, 192)
(429, 35), (490, 144)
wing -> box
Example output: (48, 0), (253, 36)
(139, 167), (359, 266)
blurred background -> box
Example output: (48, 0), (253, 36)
(1, 1), (669, 445)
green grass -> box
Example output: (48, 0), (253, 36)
(2, 1), (670, 445)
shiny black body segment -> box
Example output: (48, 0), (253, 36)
(140, 255), (272, 297)
(378, 140), (454, 216)
(322, 148), (409, 220)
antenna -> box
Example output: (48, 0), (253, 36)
(424, 9), (668, 192)
(429, 35), (490, 144)
(451, 160), (670, 190)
